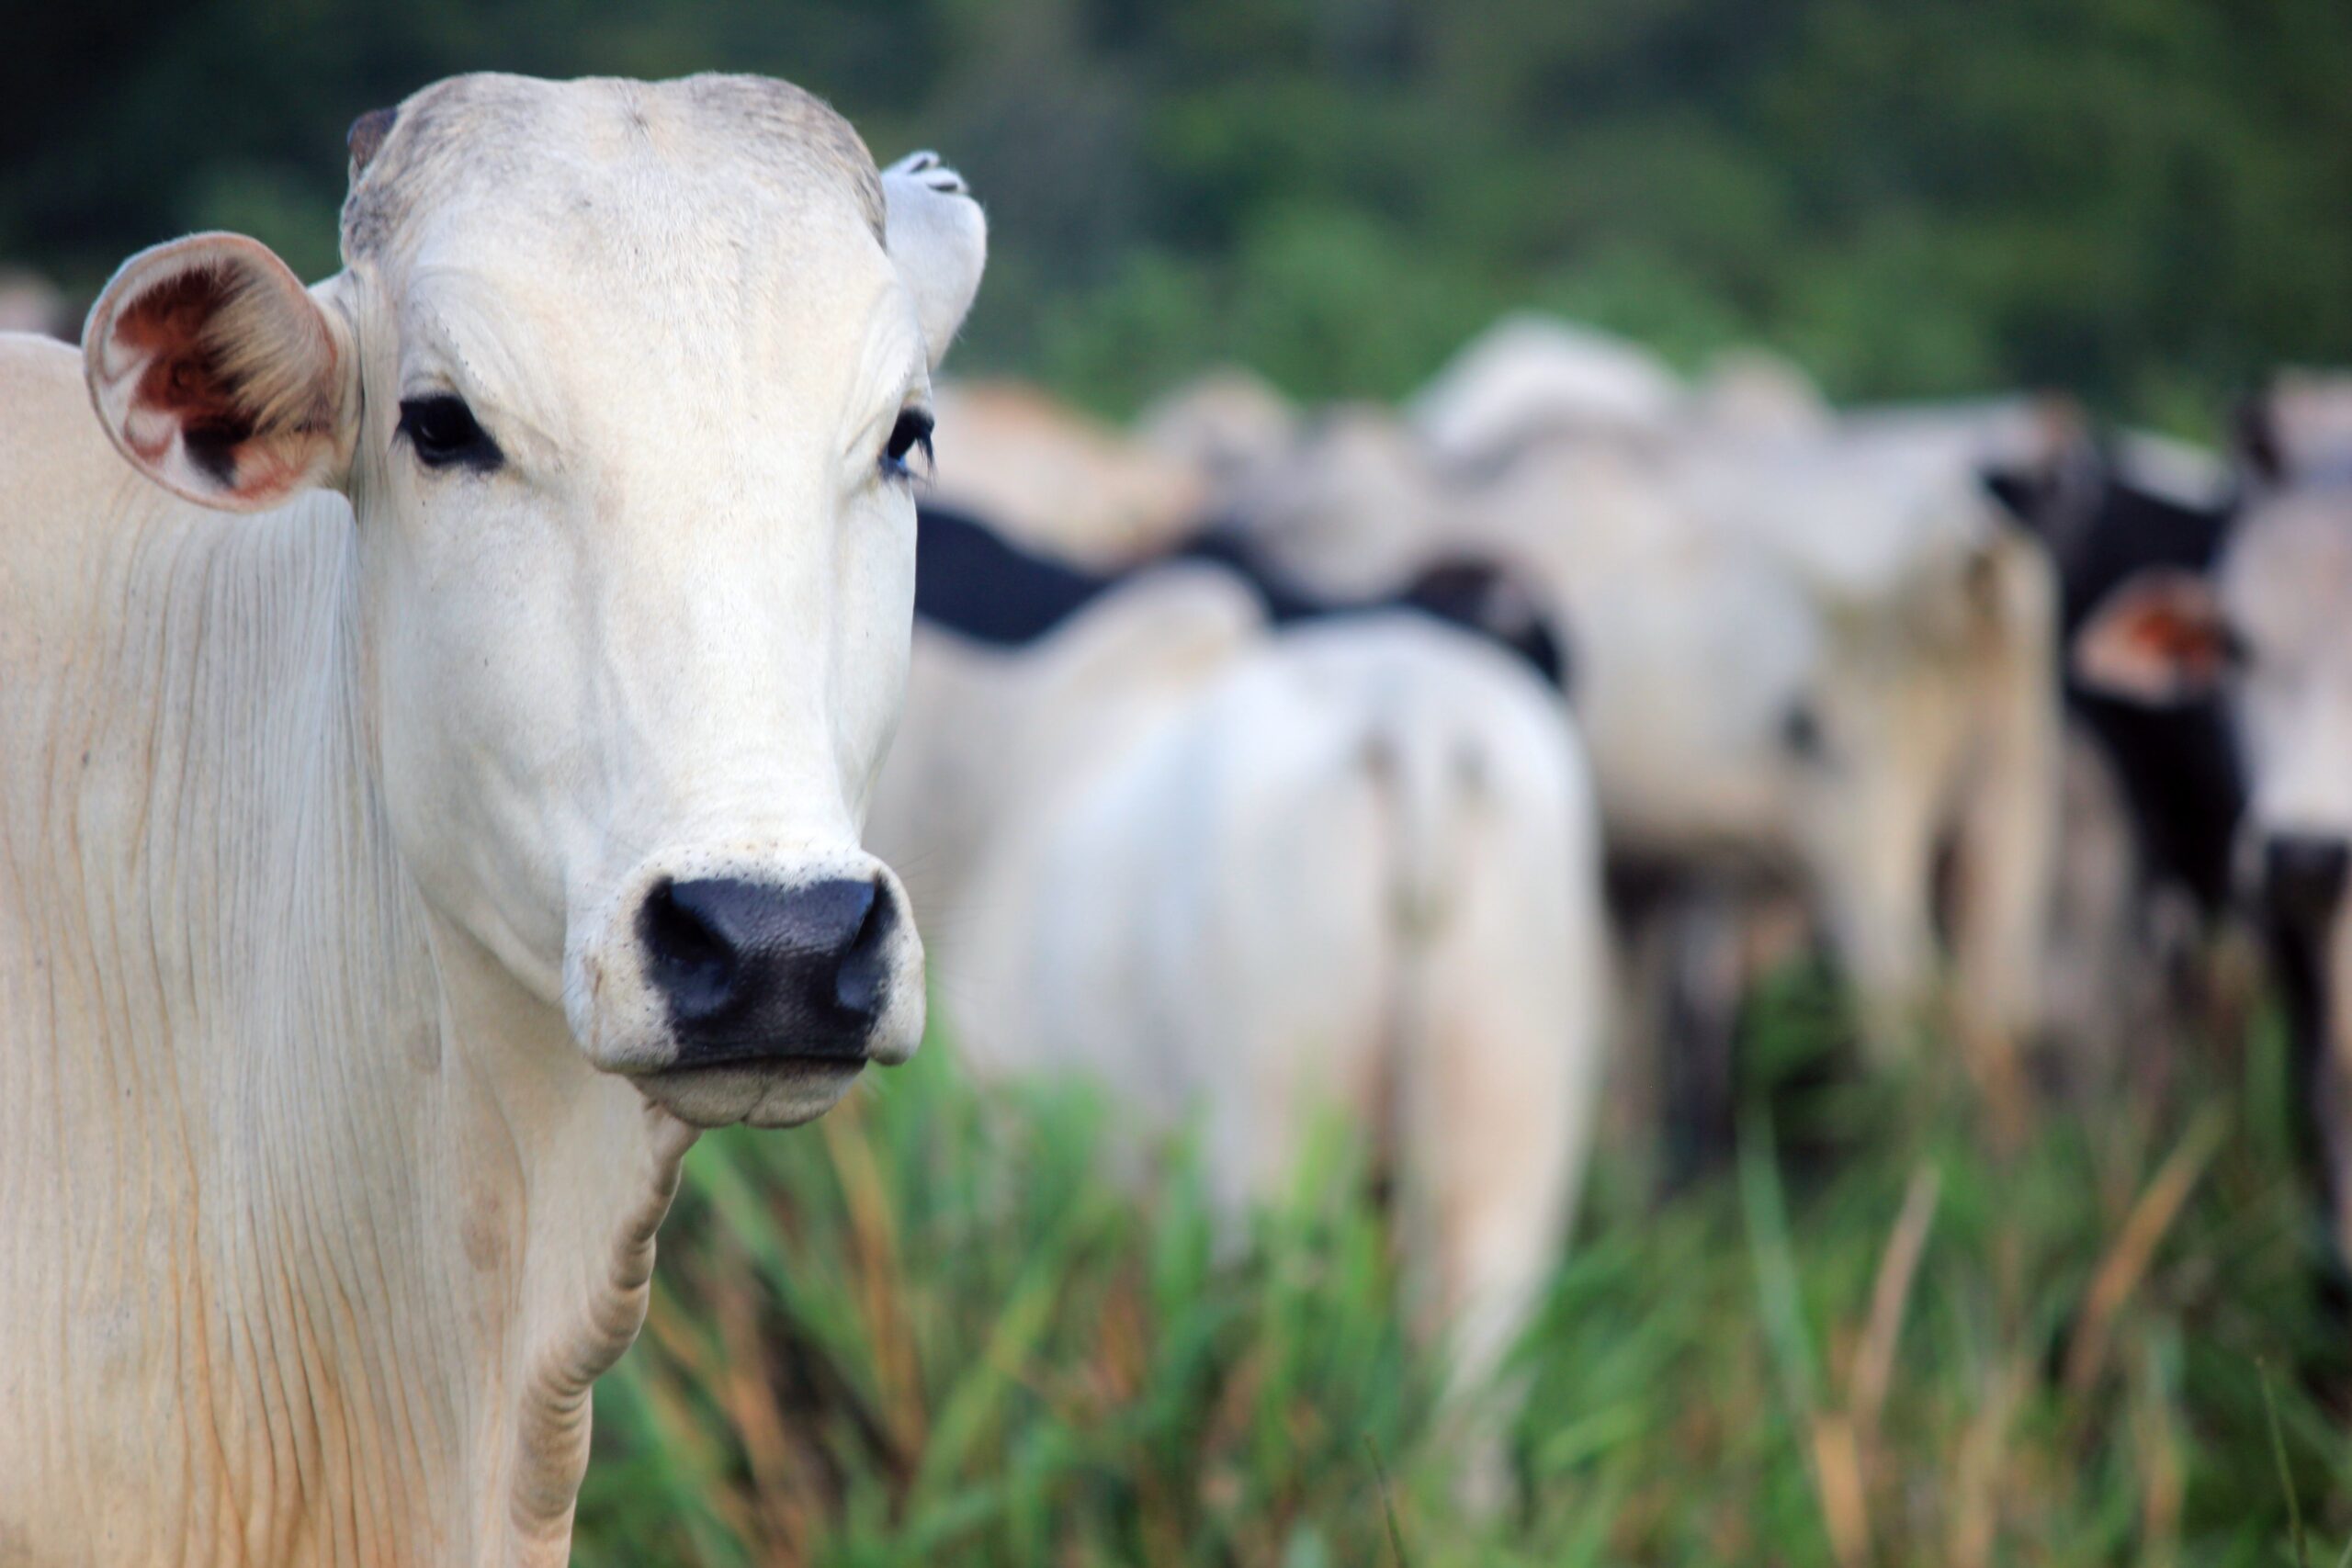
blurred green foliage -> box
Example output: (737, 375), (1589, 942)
(7, 0), (2348, 421)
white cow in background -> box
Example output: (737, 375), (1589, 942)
(1668, 421), (2064, 1066)
(0, 73), (984, 1567)
(1690, 348), (1835, 441)
(1221, 381), (2064, 1079)
(1408, 312), (1684, 472)
(927, 378), (1210, 564)
(0, 268), (66, 338)
(1136, 364), (1300, 497)
(870, 581), (1609, 1504)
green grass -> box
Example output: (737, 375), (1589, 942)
(574, 976), (2351, 1566)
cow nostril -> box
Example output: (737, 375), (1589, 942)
(639, 877), (740, 1020)
(832, 879), (896, 1021)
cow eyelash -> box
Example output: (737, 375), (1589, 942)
(881, 408), (934, 481)
(397, 394), (504, 473)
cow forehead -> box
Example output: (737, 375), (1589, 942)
(343, 77), (914, 437)
(390, 177), (903, 373)
(342, 73), (886, 268)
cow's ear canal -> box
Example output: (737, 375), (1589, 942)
(85, 232), (356, 513)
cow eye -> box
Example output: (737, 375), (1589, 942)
(881, 408), (934, 479)
(397, 394), (503, 472)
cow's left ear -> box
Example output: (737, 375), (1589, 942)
(882, 152), (986, 372)
(85, 232), (356, 513)
(2071, 567), (2235, 707)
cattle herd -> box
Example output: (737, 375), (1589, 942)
(0, 68), (2346, 1566)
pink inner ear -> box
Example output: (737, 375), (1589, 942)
(2120, 602), (2224, 676)
(114, 265), (256, 483)
(2079, 579), (2229, 703)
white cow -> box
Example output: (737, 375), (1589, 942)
(1668, 423), (2064, 1066)
(926, 378), (1210, 565)
(872, 583), (1608, 1503)
(0, 73), (983, 1566)
(1226, 395), (2063, 1077)
(0, 268), (67, 338)
(1408, 312), (1685, 473)
(1135, 364), (1300, 499)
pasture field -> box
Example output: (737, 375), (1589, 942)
(574, 967), (2347, 1566)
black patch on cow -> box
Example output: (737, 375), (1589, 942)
(1171, 520), (1573, 693)
(915, 503), (1573, 693)
(1986, 446), (2247, 915)
(914, 503), (1119, 643)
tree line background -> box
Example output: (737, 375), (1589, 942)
(6, 0), (2348, 428)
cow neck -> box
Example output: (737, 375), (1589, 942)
(78, 496), (694, 1566)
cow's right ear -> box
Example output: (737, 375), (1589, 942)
(85, 233), (356, 513)
(882, 152), (986, 372)
(2070, 568), (2235, 707)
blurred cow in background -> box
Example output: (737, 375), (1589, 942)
(927, 378), (1208, 564)
(911, 319), (2068, 1182)
(1206, 339), (2065, 1150)
(1137, 365), (1300, 495)
(1680, 413), (2064, 1089)
(2064, 374), (2352, 1260)
(1408, 312), (1684, 471)
(1984, 421), (2248, 1080)
(876, 533), (1609, 1508)
(0, 269), (68, 338)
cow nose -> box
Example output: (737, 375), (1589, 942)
(638, 875), (896, 1065)
(2264, 834), (2352, 933)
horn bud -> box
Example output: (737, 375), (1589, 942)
(347, 107), (398, 180)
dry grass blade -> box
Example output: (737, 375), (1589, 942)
(1807, 1414), (1870, 1568)
(714, 1278), (820, 1560)
(1851, 1163), (1942, 1452)
(2132, 1348), (2183, 1568)
(1948, 1355), (2027, 1568)
(2062, 1110), (2228, 1395)
(1807, 1162), (1940, 1568)
(820, 1101), (927, 1453)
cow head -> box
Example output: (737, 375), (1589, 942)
(81, 74), (987, 1128)
(2068, 385), (2352, 911)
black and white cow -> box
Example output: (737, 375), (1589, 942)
(2058, 378), (2352, 1259)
